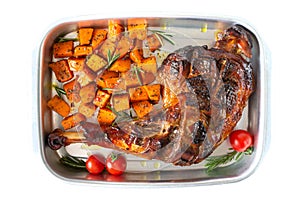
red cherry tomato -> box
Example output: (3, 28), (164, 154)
(85, 154), (106, 175)
(106, 153), (127, 176)
(229, 129), (253, 152)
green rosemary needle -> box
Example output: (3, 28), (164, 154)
(205, 146), (254, 172)
(53, 85), (66, 98)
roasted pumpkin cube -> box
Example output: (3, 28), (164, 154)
(99, 39), (116, 58)
(108, 19), (125, 41)
(93, 89), (111, 108)
(86, 54), (107, 72)
(129, 49), (143, 64)
(137, 56), (157, 74)
(127, 18), (147, 40)
(97, 77), (122, 94)
(115, 36), (131, 58)
(67, 57), (85, 71)
(91, 29), (108, 49)
(99, 70), (120, 79)
(128, 86), (149, 102)
(78, 103), (96, 118)
(96, 71), (120, 88)
(53, 40), (73, 58)
(47, 95), (70, 117)
(82, 66), (97, 81)
(61, 113), (86, 130)
(63, 79), (81, 103)
(49, 60), (74, 83)
(104, 77), (121, 91)
(129, 39), (144, 63)
(109, 58), (131, 73)
(97, 108), (117, 125)
(112, 93), (130, 112)
(122, 71), (140, 88)
(132, 101), (153, 118)
(79, 82), (97, 103)
(143, 84), (161, 102)
(95, 78), (105, 88)
(78, 28), (94, 45)
(146, 34), (162, 52)
(73, 45), (93, 57)
(117, 78), (126, 90)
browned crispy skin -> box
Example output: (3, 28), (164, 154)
(100, 25), (255, 166)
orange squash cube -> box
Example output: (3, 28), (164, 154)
(63, 79), (81, 103)
(78, 28), (94, 45)
(112, 93), (130, 112)
(53, 41), (73, 58)
(47, 95), (70, 117)
(73, 45), (93, 57)
(127, 18), (147, 40)
(108, 19), (125, 41)
(91, 29), (108, 49)
(146, 34), (162, 52)
(109, 58), (131, 73)
(67, 57), (85, 71)
(143, 84), (161, 102)
(49, 60), (74, 83)
(128, 86), (149, 102)
(137, 56), (157, 74)
(97, 108), (117, 125)
(78, 103), (96, 118)
(61, 113), (86, 130)
(132, 101), (153, 118)
(93, 90), (111, 108)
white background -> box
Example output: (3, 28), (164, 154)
(1, 0), (299, 198)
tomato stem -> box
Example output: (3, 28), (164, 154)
(110, 153), (118, 162)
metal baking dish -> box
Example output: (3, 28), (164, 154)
(37, 14), (270, 186)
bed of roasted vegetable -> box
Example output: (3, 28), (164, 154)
(48, 19), (174, 130)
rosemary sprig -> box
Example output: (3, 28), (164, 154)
(53, 85), (66, 98)
(59, 155), (86, 170)
(131, 65), (144, 86)
(150, 30), (176, 46)
(106, 105), (134, 126)
(105, 50), (120, 70)
(205, 146), (254, 172)
(57, 37), (79, 43)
